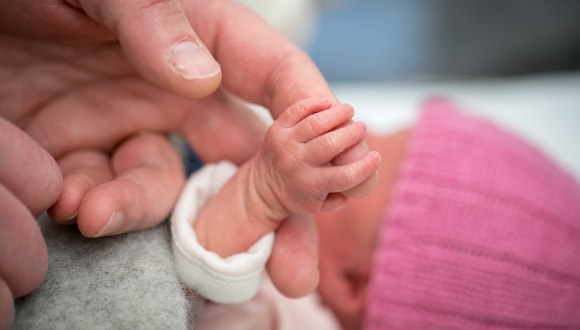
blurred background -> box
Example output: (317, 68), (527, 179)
(239, 0), (580, 177)
(306, 0), (580, 82)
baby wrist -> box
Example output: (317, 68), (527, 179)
(245, 153), (290, 222)
(171, 161), (275, 303)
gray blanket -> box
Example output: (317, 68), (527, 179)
(15, 215), (195, 329)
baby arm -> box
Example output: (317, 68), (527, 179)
(194, 97), (381, 257)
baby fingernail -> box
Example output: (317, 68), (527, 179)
(168, 40), (221, 79)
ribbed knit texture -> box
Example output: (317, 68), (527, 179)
(364, 100), (580, 329)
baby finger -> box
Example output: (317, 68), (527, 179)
(304, 121), (368, 165)
(315, 151), (381, 193)
(292, 103), (354, 143)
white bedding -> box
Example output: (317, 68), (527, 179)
(331, 72), (580, 180)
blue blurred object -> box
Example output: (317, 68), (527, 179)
(307, 0), (580, 82)
(185, 149), (204, 176)
(307, 0), (432, 81)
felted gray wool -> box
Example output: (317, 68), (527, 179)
(15, 215), (195, 329)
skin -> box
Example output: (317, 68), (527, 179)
(193, 98), (381, 288)
(0, 118), (60, 330)
(316, 130), (410, 330)
(194, 98), (380, 297)
(0, 0), (377, 325)
(192, 127), (407, 325)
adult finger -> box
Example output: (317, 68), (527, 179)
(181, 0), (335, 117)
(0, 184), (48, 298)
(73, 0), (221, 98)
(267, 213), (319, 298)
(0, 277), (15, 330)
(0, 0), (110, 40)
(0, 118), (62, 216)
(180, 0), (378, 197)
(76, 133), (184, 237)
(178, 92), (268, 165)
(49, 150), (113, 223)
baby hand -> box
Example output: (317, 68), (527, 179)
(251, 97), (381, 220)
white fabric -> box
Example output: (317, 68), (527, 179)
(196, 277), (340, 330)
(171, 161), (274, 304)
(236, 0), (317, 47)
(172, 161), (340, 329)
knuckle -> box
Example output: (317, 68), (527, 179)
(141, 0), (185, 23)
(280, 100), (310, 127)
(308, 113), (325, 132)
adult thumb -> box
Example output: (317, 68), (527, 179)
(76, 0), (222, 98)
(267, 213), (320, 298)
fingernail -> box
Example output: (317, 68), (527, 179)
(168, 40), (221, 79)
(375, 151), (382, 163)
(61, 212), (78, 225)
(97, 210), (125, 237)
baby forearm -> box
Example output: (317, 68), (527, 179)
(193, 155), (282, 258)
(192, 97), (381, 258)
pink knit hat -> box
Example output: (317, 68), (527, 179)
(364, 100), (580, 329)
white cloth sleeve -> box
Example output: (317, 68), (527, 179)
(170, 161), (274, 304)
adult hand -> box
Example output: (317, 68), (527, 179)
(0, 0), (274, 237)
(0, 118), (62, 328)
(0, 0), (375, 298)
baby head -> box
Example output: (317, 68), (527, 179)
(315, 128), (409, 329)
(314, 100), (580, 329)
